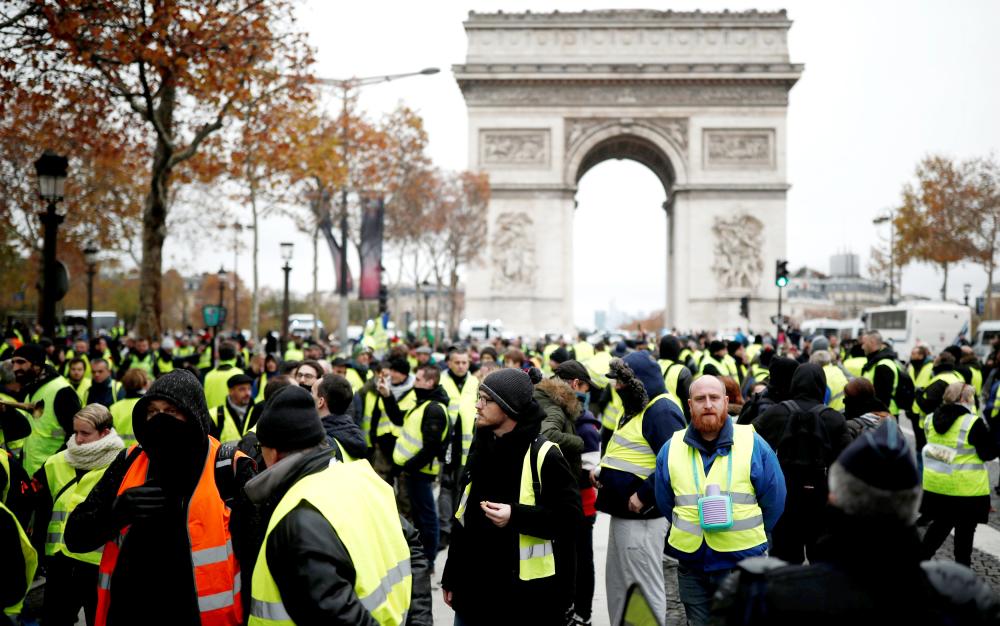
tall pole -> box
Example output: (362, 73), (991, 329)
(776, 285), (783, 344)
(86, 263), (95, 339)
(216, 272), (225, 366)
(39, 200), (63, 338)
(233, 227), (239, 333)
(339, 82), (350, 347)
(282, 262), (292, 340)
(889, 217), (895, 305)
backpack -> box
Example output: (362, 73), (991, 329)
(775, 400), (833, 492)
(893, 362), (916, 414)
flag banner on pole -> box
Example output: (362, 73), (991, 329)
(359, 196), (385, 300)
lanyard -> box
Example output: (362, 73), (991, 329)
(690, 444), (733, 496)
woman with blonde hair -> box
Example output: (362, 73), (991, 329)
(32, 404), (124, 625)
(920, 382), (999, 566)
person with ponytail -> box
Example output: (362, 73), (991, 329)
(32, 404), (124, 625)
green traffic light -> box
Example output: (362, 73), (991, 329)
(776, 277), (788, 288)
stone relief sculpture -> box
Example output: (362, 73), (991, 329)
(481, 131), (548, 165)
(704, 129), (774, 167)
(491, 212), (537, 291)
(712, 214), (764, 291)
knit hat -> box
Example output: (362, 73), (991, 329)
(549, 347), (570, 365)
(480, 368), (536, 420)
(708, 340), (726, 355)
(811, 336), (830, 353)
(227, 374), (253, 388)
(836, 419), (918, 491)
(388, 356), (410, 376)
(255, 385), (326, 451)
(12, 344), (45, 366)
(726, 340), (742, 356)
(134, 369), (211, 442)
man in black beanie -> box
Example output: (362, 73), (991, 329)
(442, 368), (582, 626)
(65, 369), (253, 626)
(712, 420), (1000, 624)
(243, 385), (432, 625)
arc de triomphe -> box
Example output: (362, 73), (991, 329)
(454, 9), (802, 335)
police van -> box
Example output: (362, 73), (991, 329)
(862, 301), (970, 356)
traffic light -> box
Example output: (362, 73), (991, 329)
(378, 284), (388, 314)
(739, 296), (749, 319)
(775, 259), (789, 288)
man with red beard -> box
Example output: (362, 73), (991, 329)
(654, 376), (785, 626)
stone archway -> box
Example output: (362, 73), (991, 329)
(454, 9), (802, 334)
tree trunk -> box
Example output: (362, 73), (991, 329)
(136, 83), (176, 340)
(249, 179), (260, 342)
(940, 262), (950, 301)
(448, 266), (460, 342)
(312, 226), (319, 340)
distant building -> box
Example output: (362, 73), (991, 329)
(785, 253), (890, 323)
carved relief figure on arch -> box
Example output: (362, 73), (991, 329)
(712, 214), (765, 293)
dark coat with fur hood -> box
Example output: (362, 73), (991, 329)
(536, 377), (584, 485)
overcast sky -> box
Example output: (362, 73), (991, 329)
(165, 0), (1000, 329)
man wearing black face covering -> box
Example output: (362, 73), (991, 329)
(737, 356), (799, 426)
(65, 370), (255, 626)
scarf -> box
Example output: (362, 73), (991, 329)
(65, 429), (126, 470)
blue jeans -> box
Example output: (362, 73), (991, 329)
(405, 472), (439, 564)
(676, 563), (737, 626)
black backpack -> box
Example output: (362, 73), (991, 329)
(775, 400), (833, 492)
(893, 362), (916, 413)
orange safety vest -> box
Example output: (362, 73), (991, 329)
(95, 438), (242, 626)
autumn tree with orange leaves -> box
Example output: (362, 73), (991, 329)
(2, 1), (313, 337)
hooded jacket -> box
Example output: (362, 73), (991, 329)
(738, 357), (798, 426)
(320, 411), (368, 460)
(65, 370), (256, 626)
(861, 346), (899, 412)
(596, 352), (686, 518)
(441, 405), (581, 625)
(659, 335), (694, 417)
(243, 447), (432, 625)
(752, 364), (852, 478)
(536, 377), (584, 481)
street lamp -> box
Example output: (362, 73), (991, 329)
(421, 279), (431, 346)
(964, 283), (972, 307)
(873, 212), (895, 305)
(83, 243), (98, 339)
(316, 67), (440, 346)
(281, 242), (294, 340)
(34, 151), (69, 338)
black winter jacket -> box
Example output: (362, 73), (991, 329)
(244, 447), (432, 626)
(442, 411), (581, 626)
(321, 411), (369, 460)
(916, 363), (961, 416)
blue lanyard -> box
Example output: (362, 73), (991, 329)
(690, 444), (733, 496)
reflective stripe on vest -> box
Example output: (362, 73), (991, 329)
(440, 372), (479, 466)
(249, 459), (411, 625)
(24, 376), (73, 476)
(666, 424), (766, 553)
(922, 411), (989, 497)
(392, 401), (448, 476)
(95, 439), (242, 626)
(1, 500), (37, 617)
(455, 440), (559, 581)
(45, 451), (109, 565)
(600, 394), (672, 479)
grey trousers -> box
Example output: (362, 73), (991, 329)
(606, 516), (668, 625)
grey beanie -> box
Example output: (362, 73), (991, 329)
(811, 336), (830, 352)
(480, 369), (536, 420)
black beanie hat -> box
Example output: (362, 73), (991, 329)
(134, 369), (211, 444)
(480, 369), (536, 420)
(727, 340), (742, 356)
(709, 340), (726, 354)
(256, 385), (325, 451)
(549, 347), (570, 365)
(13, 344), (45, 366)
(836, 419), (918, 490)
(388, 356), (410, 376)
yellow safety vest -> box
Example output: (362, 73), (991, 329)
(197, 347), (214, 371)
(210, 403), (247, 444)
(249, 459), (411, 626)
(345, 368), (366, 394)
(360, 391), (384, 447)
(600, 394), (673, 479)
(584, 351), (611, 389)
(0, 393), (29, 451)
(541, 344), (559, 376)
(745, 344), (762, 363)
(823, 364), (849, 412)
(969, 367), (983, 396)
(862, 358), (899, 415)
(204, 362), (244, 410)
(843, 356), (866, 378)
(156, 351), (174, 376)
(658, 360), (685, 400)
(666, 424), (766, 553)
(283, 348), (304, 362)
(392, 401), (449, 476)
(455, 439), (558, 581)
(573, 341), (595, 362)
(922, 411), (989, 497)
(70, 377), (92, 405)
(43, 451), (109, 565)
(110, 398), (141, 447)
(23, 376), (73, 476)
(65, 351), (93, 379)
(601, 386), (625, 432)
(440, 372), (479, 467)
(1, 499), (37, 617)
(126, 352), (155, 377)
(909, 361), (935, 414)
(698, 354), (733, 379)
(916, 371), (964, 427)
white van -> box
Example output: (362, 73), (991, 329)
(863, 301), (970, 357)
(288, 314), (324, 338)
(973, 320), (1000, 360)
(801, 318), (865, 341)
(458, 319), (503, 341)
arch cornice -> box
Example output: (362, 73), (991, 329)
(563, 117), (690, 191)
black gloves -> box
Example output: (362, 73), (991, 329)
(112, 484), (167, 526)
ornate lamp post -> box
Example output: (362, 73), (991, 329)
(281, 242), (294, 340)
(83, 242), (98, 339)
(34, 151), (69, 338)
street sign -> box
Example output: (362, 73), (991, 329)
(769, 314), (790, 325)
(203, 305), (227, 327)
